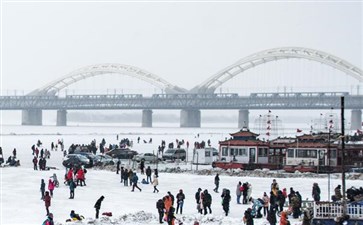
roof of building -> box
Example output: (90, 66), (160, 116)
(219, 139), (268, 146)
(230, 129), (259, 137)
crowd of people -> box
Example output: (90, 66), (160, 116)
(3, 136), (359, 225)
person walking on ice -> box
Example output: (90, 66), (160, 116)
(94, 195), (104, 219)
(152, 175), (159, 193)
(213, 173), (220, 193)
(131, 172), (142, 192)
(44, 191), (51, 215)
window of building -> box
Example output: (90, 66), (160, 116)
(238, 148), (248, 156)
(287, 149), (294, 158)
(296, 149), (317, 158)
(258, 148), (268, 157)
(222, 147), (228, 156)
(329, 149), (337, 158)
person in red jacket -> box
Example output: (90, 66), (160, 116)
(280, 211), (290, 225)
(48, 179), (55, 197)
(42, 213), (54, 225)
(66, 168), (74, 185)
(76, 168), (86, 186)
(44, 191), (51, 215)
(32, 157), (38, 170)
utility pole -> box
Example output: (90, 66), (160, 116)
(327, 129), (331, 201)
(341, 96), (347, 216)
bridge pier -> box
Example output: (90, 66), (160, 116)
(180, 109), (201, 127)
(351, 109), (362, 130)
(142, 109), (153, 127)
(56, 109), (67, 126)
(238, 109), (249, 129)
(22, 109), (42, 125)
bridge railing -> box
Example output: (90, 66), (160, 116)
(250, 92), (349, 98)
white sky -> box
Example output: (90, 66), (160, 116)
(1, 1), (362, 94)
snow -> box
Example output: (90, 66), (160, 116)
(1, 124), (362, 225)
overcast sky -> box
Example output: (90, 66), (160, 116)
(1, 1), (362, 94)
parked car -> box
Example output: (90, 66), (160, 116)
(94, 155), (115, 166)
(106, 148), (138, 159)
(62, 154), (92, 168)
(75, 152), (96, 166)
(162, 148), (186, 161)
(133, 153), (159, 163)
(349, 167), (363, 173)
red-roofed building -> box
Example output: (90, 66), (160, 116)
(214, 128), (272, 169)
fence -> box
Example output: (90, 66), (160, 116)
(314, 201), (363, 219)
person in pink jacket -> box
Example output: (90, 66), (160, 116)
(48, 179), (55, 197)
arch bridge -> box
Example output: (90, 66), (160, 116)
(16, 47), (363, 128)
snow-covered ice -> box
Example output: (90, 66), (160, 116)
(1, 124), (362, 225)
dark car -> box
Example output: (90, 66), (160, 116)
(349, 167), (363, 173)
(75, 152), (96, 166)
(62, 154), (92, 168)
(162, 148), (186, 161)
(106, 148), (138, 159)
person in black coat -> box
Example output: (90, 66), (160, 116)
(40, 179), (46, 200)
(167, 206), (176, 225)
(269, 191), (278, 212)
(168, 191), (175, 206)
(146, 166), (152, 183)
(244, 208), (254, 225)
(94, 196), (104, 219)
(267, 208), (277, 225)
(312, 183), (321, 202)
(213, 174), (220, 193)
(202, 189), (212, 215)
(120, 167), (124, 182)
(221, 189), (231, 216)
(242, 182), (249, 204)
(277, 190), (286, 212)
(116, 160), (120, 174)
(195, 188), (202, 214)
(156, 198), (164, 224)
(140, 160), (145, 175)
(176, 189), (185, 214)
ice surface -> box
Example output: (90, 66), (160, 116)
(1, 124), (361, 225)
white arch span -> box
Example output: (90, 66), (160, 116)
(31, 64), (186, 95)
(193, 47), (363, 93)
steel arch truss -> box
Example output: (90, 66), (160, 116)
(32, 64), (186, 95)
(194, 47), (363, 93)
